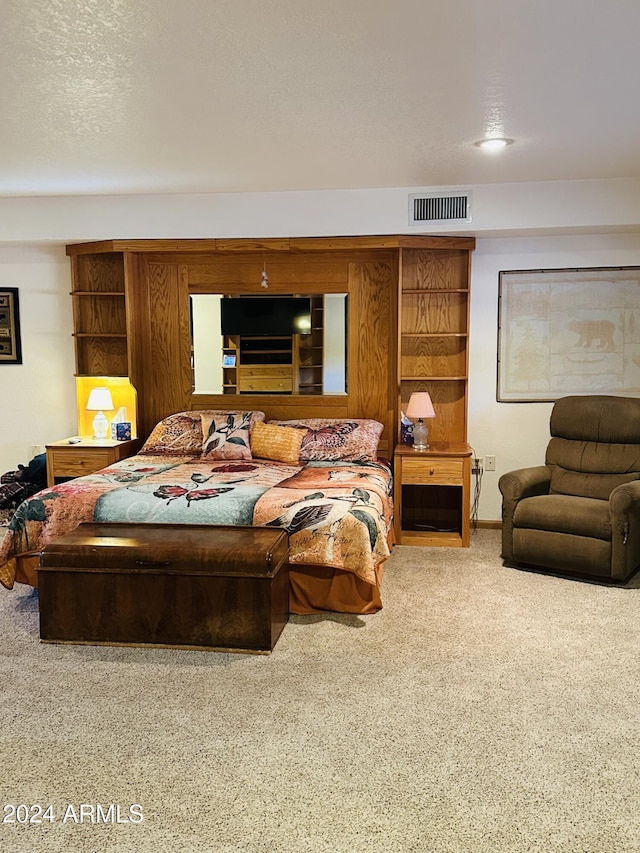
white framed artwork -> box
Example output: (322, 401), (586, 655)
(497, 267), (640, 401)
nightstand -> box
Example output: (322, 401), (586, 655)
(394, 442), (472, 547)
(45, 437), (143, 487)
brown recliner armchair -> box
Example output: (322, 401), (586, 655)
(499, 395), (640, 582)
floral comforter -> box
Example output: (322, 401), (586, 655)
(0, 454), (393, 590)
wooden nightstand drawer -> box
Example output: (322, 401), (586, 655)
(48, 449), (112, 478)
(402, 457), (464, 485)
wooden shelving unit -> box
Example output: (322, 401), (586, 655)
(396, 246), (473, 546)
(398, 249), (471, 444)
(222, 335), (238, 394)
(71, 253), (128, 377)
(238, 336), (294, 393)
(221, 296), (324, 395)
(297, 296), (324, 394)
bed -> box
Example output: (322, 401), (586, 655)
(0, 410), (394, 614)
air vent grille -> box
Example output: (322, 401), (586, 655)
(409, 192), (471, 224)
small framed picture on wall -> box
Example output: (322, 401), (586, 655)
(0, 288), (22, 365)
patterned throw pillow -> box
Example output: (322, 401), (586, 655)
(250, 421), (305, 465)
(267, 418), (383, 462)
(139, 411), (205, 455)
(140, 410), (265, 456)
(201, 411), (262, 460)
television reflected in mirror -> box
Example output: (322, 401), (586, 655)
(221, 296), (312, 336)
(191, 294), (347, 395)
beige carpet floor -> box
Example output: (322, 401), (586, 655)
(1, 530), (640, 853)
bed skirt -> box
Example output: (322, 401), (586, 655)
(288, 561), (384, 615)
(14, 553), (39, 587)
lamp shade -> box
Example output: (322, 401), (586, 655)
(86, 387), (114, 412)
(405, 392), (435, 420)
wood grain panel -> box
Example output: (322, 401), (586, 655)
(401, 292), (467, 334)
(347, 260), (396, 446)
(401, 249), (470, 290)
(400, 379), (467, 443)
(214, 239), (291, 253)
(124, 252), (148, 399)
(192, 394), (349, 421)
(73, 295), (126, 335)
(188, 256), (349, 287)
(401, 336), (467, 377)
(146, 262), (192, 430)
(75, 253), (125, 292)
(66, 236), (475, 256)
(74, 337), (128, 376)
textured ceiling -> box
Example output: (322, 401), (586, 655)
(2, 0), (639, 197)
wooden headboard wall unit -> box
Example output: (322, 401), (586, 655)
(66, 236), (475, 459)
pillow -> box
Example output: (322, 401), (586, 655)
(201, 411), (264, 460)
(250, 421), (305, 465)
(139, 411), (206, 455)
(267, 418), (383, 462)
(139, 410), (265, 456)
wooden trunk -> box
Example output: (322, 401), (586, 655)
(38, 523), (290, 654)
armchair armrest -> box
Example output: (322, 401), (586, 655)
(499, 466), (551, 561)
(609, 480), (640, 581)
(498, 466), (551, 501)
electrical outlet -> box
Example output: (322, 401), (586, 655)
(472, 456), (483, 474)
(485, 455), (496, 471)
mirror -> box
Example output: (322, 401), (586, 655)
(191, 294), (348, 395)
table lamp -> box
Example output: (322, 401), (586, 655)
(405, 392), (436, 451)
(86, 387), (115, 439)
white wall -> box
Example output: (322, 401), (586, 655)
(323, 294), (347, 394)
(191, 294), (223, 394)
(0, 247), (76, 475)
(2, 178), (640, 243)
(469, 233), (640, 520)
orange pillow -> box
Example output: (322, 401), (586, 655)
(250, 421), (304, 465)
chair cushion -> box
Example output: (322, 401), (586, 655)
(545, 396), (640, 499)
(512, 529), (611, 578)
(550, 395), (640, 444)
(546, 437), (640, 499)
(513, 494), (611, 541)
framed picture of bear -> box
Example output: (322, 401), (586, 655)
(497, 267), (640, 402)
(0, 288), (22, 365)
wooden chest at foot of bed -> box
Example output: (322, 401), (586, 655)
(38, 523), (290, 653)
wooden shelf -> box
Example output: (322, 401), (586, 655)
(72, 291), (125, 296)
(70, 252), (129, 377)
(401, 375), (468, 381)
(74, 333), (128, 338)
(401, 288), (469, 294)
(400, 333), (468, 338)
(398, 245), (472, 496)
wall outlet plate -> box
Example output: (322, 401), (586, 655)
(485, 455), (496, 471)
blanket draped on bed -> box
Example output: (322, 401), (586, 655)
(0, 455), (393, 591)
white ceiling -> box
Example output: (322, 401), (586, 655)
(2, 0), (640, 198)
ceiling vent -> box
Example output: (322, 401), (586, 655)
(409, 191), (472, 225)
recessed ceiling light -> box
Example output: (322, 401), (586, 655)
(474, 137), (514, 152)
